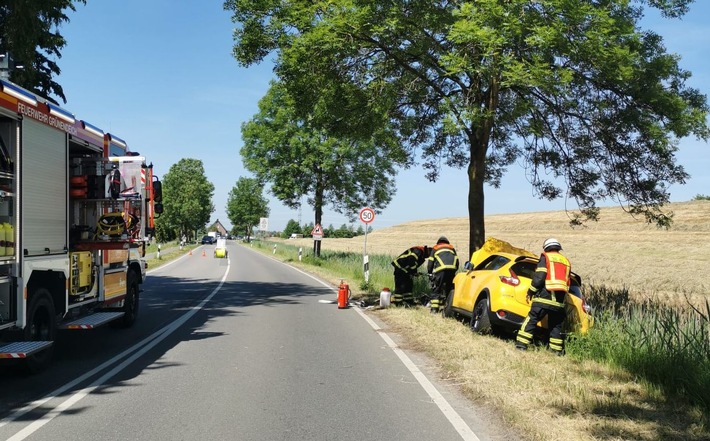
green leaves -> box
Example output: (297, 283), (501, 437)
(157, 158), (215, 239)
(226, 177), (269, 237)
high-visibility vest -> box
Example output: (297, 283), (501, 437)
(430, 243), (458, 273)
(543, 251), (571, 292)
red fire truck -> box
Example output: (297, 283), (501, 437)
(0, 79), (162, 371)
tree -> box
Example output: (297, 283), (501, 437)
(226, 177), (269, 241)
(0, 0), (85, 103)
(225, 0), (709, 256)
(157, 158), (214, 240)
(282, 219), (301, 238)
(241, 80), (406, 254)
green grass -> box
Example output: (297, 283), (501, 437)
(568, 287), (710, 413)
(259, 239), (710, 416)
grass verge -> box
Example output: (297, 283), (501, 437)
(252, 239), (710, 441)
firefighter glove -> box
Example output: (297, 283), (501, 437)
(526, 290), (534, 302)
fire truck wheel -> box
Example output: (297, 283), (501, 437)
(115, 270), (139, 328)
(23, 290), (57, 373)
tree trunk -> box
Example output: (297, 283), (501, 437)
(467, 137), (487, 258)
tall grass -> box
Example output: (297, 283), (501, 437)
(260, 240), (710, 415)
(569, 285), (710, 412)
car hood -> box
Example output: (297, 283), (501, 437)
(469, 237), (537, 268)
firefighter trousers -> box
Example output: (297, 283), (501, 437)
(516, 302), (566, 354)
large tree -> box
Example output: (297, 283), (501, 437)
(225, 0), (709, 256)
(0, 0), (85, 103)
(241, 80), (405, 232)
(157, 158), (214, 240)
(226, 176), (269, 240)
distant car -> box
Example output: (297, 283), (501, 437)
(200, 235), (215, 244)
(444, 239), (593, 337)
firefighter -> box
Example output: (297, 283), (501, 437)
(391, 245), (430, 305)
(515, 238), (571, 355)
(427, 236), (459, 313)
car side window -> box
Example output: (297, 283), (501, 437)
(474, 255), (510, 271)
(510, 262), (536, 279)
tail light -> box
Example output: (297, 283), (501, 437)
(499, 269), (520, 287)
(582, 297), (592, 314)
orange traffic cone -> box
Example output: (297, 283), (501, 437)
(189, 249), (192, 256)
(202, 250), (206, 257)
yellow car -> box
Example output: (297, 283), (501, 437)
(444, 238), (592, 336)
(213, 238), (228, 258)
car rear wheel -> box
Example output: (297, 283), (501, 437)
(442, 290), (454, 318)
(470, 295), (492, 335)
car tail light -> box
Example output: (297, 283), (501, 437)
(582, 298), (592, 314)
(499, 269), (520, 287)
(496, 310), (507, 319)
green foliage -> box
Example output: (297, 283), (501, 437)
(156, 158), (214, 239)
(240, 80), (403, 227)
(281, 219), (301, 238)
(0, 0), (86, 103)
(226, 0), (709, 255)
(693, 194), (710, 201)
(226, 177), (269, 239)
(568, 289), (710, 412)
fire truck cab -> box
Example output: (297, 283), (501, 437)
(0, 79), (162, 372)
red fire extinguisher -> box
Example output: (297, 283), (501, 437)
(338, 280), (351, 309)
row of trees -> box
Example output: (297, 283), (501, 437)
(281, 219), (368, 239)
(226, 0), (710, 256)
(154, 158), (269, 243)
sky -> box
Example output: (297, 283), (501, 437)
(55, 1), (710, 233)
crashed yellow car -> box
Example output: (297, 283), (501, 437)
(444, 238), (592, 336)
(213, 238), (228, 258)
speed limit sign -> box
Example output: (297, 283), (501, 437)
(359, 207), (375, 224)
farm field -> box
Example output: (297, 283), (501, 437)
(285, 200), (710, 308)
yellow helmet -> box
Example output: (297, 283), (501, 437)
(97, 212), (126, 237)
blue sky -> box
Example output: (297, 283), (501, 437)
(56, 1), (709, 233)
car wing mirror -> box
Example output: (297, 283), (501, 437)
(464, 261), (473, 271)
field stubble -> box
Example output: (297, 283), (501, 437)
(287, 200), (710, 308)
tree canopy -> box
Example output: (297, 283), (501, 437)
(0, 0), (85, 103)
(226, 176), (269, 240)
(241, 80), (405, 228)
(225, 0), (709, 256)
(157, 158), (214, 240)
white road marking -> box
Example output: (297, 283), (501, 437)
(3, 259), (231, 441)
(258, 249), (481, 441)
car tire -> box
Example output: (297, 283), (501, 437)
(470, 295), (492, 335)
(23, 290), (57, 373)
(442, 289), (454, 318)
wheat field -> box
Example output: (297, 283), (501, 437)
(286, 200), (710, 307)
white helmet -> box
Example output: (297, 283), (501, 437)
(543, 238), (562, 251)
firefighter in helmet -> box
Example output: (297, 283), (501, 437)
(516, 238), (571, 355)
(391, 245), (430, 306)
(427, 236), (459, 313)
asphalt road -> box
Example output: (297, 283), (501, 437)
(0, 243), (516, 441)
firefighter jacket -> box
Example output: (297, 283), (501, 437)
(528, 251), (571, 309)
(392, 246), (428, 276)
(427, 243), (459, 275)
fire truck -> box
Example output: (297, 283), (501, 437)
(0, 79), (162, 372)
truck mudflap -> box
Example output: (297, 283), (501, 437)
(0, 341), (53, 359)
(59, 311), (124, 330)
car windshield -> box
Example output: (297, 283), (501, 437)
(474, 255), (511, 271)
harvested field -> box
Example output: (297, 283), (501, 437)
(281, 200), (710, 307)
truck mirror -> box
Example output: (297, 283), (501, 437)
(154, 203), (163, 215)
(152, 179), (162, 203)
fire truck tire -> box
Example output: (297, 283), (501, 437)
(23, 290), (57, 373)
(113, 270), (139, 328)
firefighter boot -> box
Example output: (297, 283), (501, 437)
(430, 297), (441, 314)
(391, 292), (403, 306)
(402, 292), (414, 307)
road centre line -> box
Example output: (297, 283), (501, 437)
(2, 257), (231, 440)
(258, 249), (480, 441)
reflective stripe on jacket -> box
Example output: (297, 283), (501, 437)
(427, 243), (459, 274)
(393, 246), (426, 274)
(543, 251), (571, 293)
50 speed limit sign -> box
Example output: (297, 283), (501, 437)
(359, 207), (375, 224)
